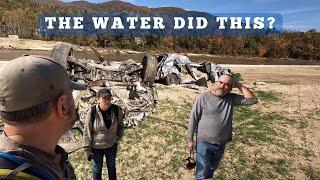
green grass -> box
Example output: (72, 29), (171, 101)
(214, 104), (299, 179)
(67, 89), (316, 179)
(231, 72), (244, 82)
(303, 149), (315, 158)
(255, 90), (280, 102)
(155, 84), (168, 91)
(264, 80), (297, 85)
(301, 165), (320, 180)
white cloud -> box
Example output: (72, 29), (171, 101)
(119, 0), (135, 3)
(281, 7), (320, 15)
(283, 23), (319, 31)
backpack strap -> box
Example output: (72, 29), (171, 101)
(90, 105), (96, 127)
(113, 104), (119, 124)
(0, 169), (40, 180)
(0, 152), (54, 180)
(5, 162), (32, 179)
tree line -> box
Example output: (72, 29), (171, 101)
(0, 2), (319, 60)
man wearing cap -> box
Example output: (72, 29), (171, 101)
(0, 55), (86, 179)
(83, 88), (125, 180)
(187, 74), (258, 179)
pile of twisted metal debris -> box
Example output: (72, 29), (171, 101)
(0, 43), (231, 144)
(155, 53), (231, 89)
(51, 44), (231, 130)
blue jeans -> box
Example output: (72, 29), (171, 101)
(92, 144), (118, 180)
(195, 141), (225, 180)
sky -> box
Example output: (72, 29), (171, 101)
(62, 0), (320, 31)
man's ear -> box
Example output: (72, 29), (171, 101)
(56, 95), (69, 119)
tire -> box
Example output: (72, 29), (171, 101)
(164, 73), (181, 85)
(208, 72), (216, 83)
(50, 42), (74, 69)
(195, 77), (208, 87)
(141, 55), (158, 87)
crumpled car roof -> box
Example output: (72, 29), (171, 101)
(157, 53), (191, 79)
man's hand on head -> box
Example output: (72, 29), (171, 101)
(235, 80), (242, 89)
(230, 76), (241, 89)
(235, 80), (257, 100)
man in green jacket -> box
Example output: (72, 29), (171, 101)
(83, 88), (125, 180)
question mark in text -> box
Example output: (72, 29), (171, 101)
(267, 17), (276, 29)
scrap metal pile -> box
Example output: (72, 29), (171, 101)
(50, 44), (231, 131)
(0, 43), (232, 143)
(155, 53), (231, 88)
(50, 43), (158, 130)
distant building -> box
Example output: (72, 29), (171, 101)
(134, 37), (143, 45)
(8, 35), (19, 40)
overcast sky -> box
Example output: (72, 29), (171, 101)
(62, 0), (320, 31)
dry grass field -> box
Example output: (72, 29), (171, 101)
(68, 65), (320, 180)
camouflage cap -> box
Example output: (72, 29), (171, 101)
(0, 55), (86, 112)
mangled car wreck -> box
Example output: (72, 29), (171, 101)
(50, 43), (159, 132)
(155, 53), (231, 88)
(53, 45), (231, 142)
(0, 43), (232, 144)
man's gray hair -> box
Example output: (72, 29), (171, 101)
(219, 74), (236, 87)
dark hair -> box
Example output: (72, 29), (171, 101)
(0, 96), (60, 125)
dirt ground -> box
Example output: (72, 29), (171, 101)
(227, 65), (320, 84)
(228, 66), (320, 179)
